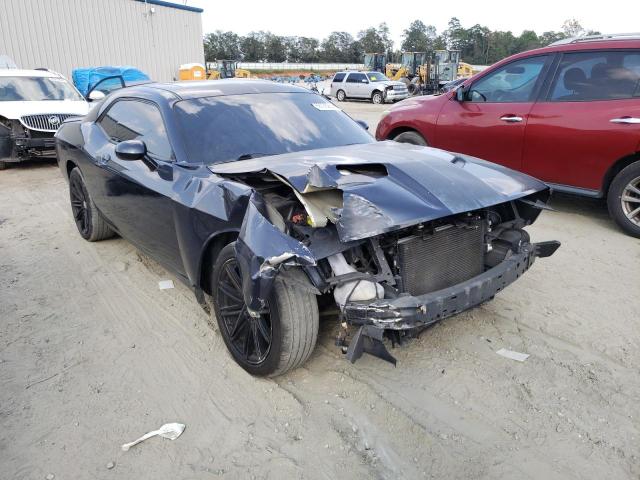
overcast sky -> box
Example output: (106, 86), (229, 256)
(186, 0), (639, 47)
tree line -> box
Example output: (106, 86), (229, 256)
(204, 18), (598, 65)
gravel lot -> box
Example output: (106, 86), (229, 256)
(1, 100), (639, 480)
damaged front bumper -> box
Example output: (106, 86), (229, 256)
(0, 135), (56, 164)
(343, 240), (560, 330)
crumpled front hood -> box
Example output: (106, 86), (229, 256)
(210, 141), (548, 241)
(0, 101), (89, 119)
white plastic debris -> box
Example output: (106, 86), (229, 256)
(327, 253), (384, 306)
(496, 348), (530, 362)
(121, 423), (185, 451)
(158, 280), (174, 290)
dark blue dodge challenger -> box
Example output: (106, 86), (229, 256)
(55, 80), (559, 376)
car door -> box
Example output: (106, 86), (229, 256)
(523, 49), (640, 192)
(435, 54), (552, 171)
(345, 72), (367, 98)
(82, 99), (185, 275)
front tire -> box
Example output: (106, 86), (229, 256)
(372, 91), (384, 104)
(211, 244), (319, 376)
(608, 161), (640, 237)
(393, 131), (428, 146)
(68, 168), (115, 241)
(336, 89), (346, 102)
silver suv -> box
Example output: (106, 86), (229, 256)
(330, 71), (409, 104)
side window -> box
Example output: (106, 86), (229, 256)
(468, 55), (548, 103)
(549, 50), (640, 101)
(98, 100), (173, 161)
(346, 73), (365, 83)
(332, 72), (346, 83)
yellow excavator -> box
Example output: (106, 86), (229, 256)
(385, 50), (461, 95)
(385, 52), (434, 95)
(207, 60), (251, 80)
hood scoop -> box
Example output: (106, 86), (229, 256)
(337, 163), (388, 178)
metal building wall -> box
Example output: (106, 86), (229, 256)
(0, 0), (204, 82)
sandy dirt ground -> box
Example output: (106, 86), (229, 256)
(1, 102), (640, 480)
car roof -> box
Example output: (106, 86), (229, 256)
(0, 68), (61, 78)
(504, 38), (640, 61)
(463, 37), (640, 82)
(126, 79), (314, 100)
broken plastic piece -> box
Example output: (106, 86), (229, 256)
(121, 423), (185, 451)
(496, 348), (529, 362)
(327, 253), (383, 306)
(346, 325), (396, 366)
(158, 280), (174, 290)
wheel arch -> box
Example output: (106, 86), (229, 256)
(198, 229), (240, 295)
(602, 152), (640, 198)
(386, 126), (428, 143)
(64, 159), (78, 179)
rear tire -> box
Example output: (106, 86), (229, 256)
(393, 131), (428, 146)
(336, 89), (346, 102)
(607, 161), (640, 238)
(211, 244), (319, 376)
(68, 168), (115, 241)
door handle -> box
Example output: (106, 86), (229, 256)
(500, 115), (523, 123)
(610, 117), (640, 124)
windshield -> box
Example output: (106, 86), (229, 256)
(367, 73), (390, 82)
(174, 92), (374, 164)
(0, 76), (83, 101)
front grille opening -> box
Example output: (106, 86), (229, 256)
(395, 217), (486, 296)
(20, 114), (74, 132)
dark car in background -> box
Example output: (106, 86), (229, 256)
(55, 80), (559, 376)
(376, 35), (640, 237)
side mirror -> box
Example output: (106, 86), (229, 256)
(361, 79), (368, 83)
(455, 86), (467, 102)
(356, 120), (369, 131)
(115, 140), (146, 161)
(87, 90), (106, 102)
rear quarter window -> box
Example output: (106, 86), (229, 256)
(332, 73), (346, 82)
(549, 50), (640, 101)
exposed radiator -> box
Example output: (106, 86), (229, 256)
(397, 219), (486, 296)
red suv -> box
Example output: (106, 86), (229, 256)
(376, 35), (640, 237)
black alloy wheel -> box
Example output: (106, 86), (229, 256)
(68, 167), (114, 241)
(211, 243), (319, 376)
(217, 257), (273, 365)
(70, 172), (91, 237)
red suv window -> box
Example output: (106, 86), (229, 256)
(548, 50), (640, 101)
(467, 55), (548, 103)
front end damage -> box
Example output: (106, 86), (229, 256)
(0, 117), (57, 166)
(214, 143), (560, 364)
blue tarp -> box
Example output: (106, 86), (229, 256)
(72, 66), (150, 96)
